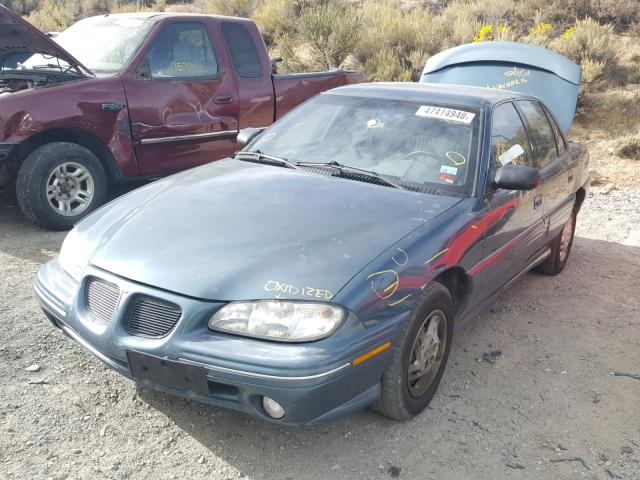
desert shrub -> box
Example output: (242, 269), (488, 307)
(614, 132), (640, 159)
(521, 20), (555, 46)
(580, 57), (606, 84)
(356, 0), (441, 80)
(550, 18), (615, 88)
(203, 0), (255, 17)
(363, 48), (412, 82)
(271, 32), (309, 73)
(437, 7), (481, 47)
(253, 0), (298, 43)
(24, 0), (77, 32)
(298, 0), (361, 69)
(591, 0), (640, 31)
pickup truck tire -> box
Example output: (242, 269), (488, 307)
(373, 282), (453, 420)
(534, 209), (576, 275)
(16, 142), (107, 231)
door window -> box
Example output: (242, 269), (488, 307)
(544, 105), (567, 155)
(145, 22), (218, 79)
(491, 102), (534, 168)
(221, 22), (262, 78)
(518, 100), (559, 168)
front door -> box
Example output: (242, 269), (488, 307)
(124, 21), (239, 175)
(472, 101), (546, 298)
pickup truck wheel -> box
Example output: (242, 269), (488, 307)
(534, 209), (576, 275)
(16, 142), (107, 231)
(373, 282), (454, 420)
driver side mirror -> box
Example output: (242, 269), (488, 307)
(237, 127), (262, 147)
(493, 164), (540, 190)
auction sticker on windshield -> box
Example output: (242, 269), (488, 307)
(415, 106), (475, 124)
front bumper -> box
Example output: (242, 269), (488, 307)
(35, 259), (405, 425)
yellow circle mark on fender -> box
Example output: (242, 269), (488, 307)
(446, 151), (466, 166)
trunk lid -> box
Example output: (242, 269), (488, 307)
(420, 41), (581, 133)
(0, 4), (92, 75)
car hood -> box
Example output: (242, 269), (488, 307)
(82, 159), (461, 301)
(0, 5), (91, 73)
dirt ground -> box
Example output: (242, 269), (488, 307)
(1, 179), (639, 480)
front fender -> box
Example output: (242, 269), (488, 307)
(334, 198), (484, 325)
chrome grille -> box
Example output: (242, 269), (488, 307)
(125, 296), (181, 338)
(86, 278), (120, 323)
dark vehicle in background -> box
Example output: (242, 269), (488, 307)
(35, 43), (590, 424)
(0, 6), (363, 229)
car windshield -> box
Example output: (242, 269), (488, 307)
(248, 94), (481, 196)
(18, 16), (155, 75)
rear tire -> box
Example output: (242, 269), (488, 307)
(16, 142), (107, 231)
(373, 282), (454, 420)
(534, 209), (576, 275)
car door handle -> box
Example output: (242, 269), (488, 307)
(214, 94), (234, 104)
(533, 194), (543, 209)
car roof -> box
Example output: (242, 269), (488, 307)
(326, 82), (535, 108)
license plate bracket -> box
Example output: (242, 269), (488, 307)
(126, 350), (208, 396)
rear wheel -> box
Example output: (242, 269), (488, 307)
(373, 282), (454, 420)
(534, 209), (576, 275)
(16, 142), (107, 230)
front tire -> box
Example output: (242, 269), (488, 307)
(374, 282), (454, 420)
(16, 142), (107, 231)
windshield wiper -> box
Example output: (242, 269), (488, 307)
(296, 161), (401, 189)
(235, 150), (298, 169)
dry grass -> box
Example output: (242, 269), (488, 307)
(615, 132), (640, 160)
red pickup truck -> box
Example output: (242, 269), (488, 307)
(0, 7), (363, 229)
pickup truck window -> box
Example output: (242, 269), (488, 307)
(221, 23), (262, 78)
(17, 16), (154, 75)
(146, 22), (218, 79)
(517, 100), (559, 169)
(491, 102), (534, 168)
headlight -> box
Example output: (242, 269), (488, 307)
(208, 300), (346, 342)
(58, 228), (92, 281)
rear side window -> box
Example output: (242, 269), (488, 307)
(518, 100), (559, 168)
(491, 102), (535, 168)
(146, 22), (218, 79)
(544, 105), (567, 155)
(222, 23), (262, 78)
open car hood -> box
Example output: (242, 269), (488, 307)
(0, 4), (92, 74)
(420, 41), (581, 133)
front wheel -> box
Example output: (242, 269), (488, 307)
(16, 142), (107, 231)
(373, 282), (454, 420)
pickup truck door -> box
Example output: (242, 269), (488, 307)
(472, 101), (546, 298)
(220, 21), (274, 130)
(123, 20), (239, 175)
(516, 100), (577, 238)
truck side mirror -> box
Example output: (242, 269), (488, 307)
(271, 57), (282, 75)
(493, 164), (540, 190)
(237, 127), (262, 147)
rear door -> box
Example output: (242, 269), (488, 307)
(472, 101), (546, 298)
(516, 100), (576, 237)
(123, 20), (239, 175)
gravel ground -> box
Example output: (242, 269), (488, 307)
(1, 186), (639, 480)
